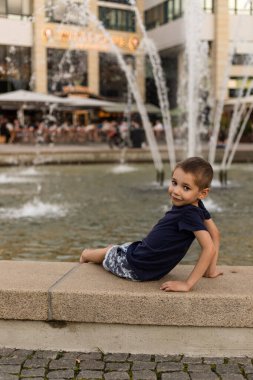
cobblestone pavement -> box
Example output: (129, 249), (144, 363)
(0, 349), (253, 380)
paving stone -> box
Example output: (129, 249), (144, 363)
(219, 374), (244, 380)
(77, 370), (103, 379)
(203, 357), (225, 364)
(215, 364), (241, 374)
(60, 351), (82, 360)
(24, 358), (50, 368)
(104, 353), (129, 362)
(182, 357), (203, 364)
(0, 357), (24, 365)
(157, 362), (183, 372)
(78, 352), (103, 361)
(244, 365), (253, 374)
(0, 365), (20, 373)
(49, 358), (76, 369)
(33, 350), (58, 360)
(105, 361), (131, 371)
(188, 364), (214, 372)
(132, 361), (156, 370)
(79, 359), (105, 370)
(104, 372), (130, 380)
(155, 354), (182, 362)
(228, 357), (252, 365)
(47, 369), (74, 379)
(132, 370), (156, 380)
(161, 373), (190, 380)
(128, 354), (152, 362)
(21, 368), (45, 377)
(190, 372), (218, 379)
(0, 349), (16, 357)
(10, 350), (33, 360)
(0, 375), (17, 380)
(21, 378), (44, 380)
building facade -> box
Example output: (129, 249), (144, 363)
(144, 0), (253, 109)
(0, 0), (144, 102)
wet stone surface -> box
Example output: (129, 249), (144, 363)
(0, 349), (252, 379)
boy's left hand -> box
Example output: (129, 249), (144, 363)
(160, 280), (190, 292)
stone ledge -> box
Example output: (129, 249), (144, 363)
(0, 261), (252, 328)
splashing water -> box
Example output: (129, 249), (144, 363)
(0, 198), (67, 219)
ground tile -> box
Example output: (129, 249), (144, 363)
(0, 364), (20, 373)
(0, 357), (24, 365)
(33, 351), (58, 360)
(0, 375), (17, 380)
(128, 354), (152, 362)
(78, 352), (103, 361)
(24, 358), (50, 368)
(203, 357), (225, 365)
(21, 368), (45, 377)
(105, 362), (130, 371)
(244, 365), (253, 374)
(190, 372), (218, 380)
(215, 364), (241, 374)
(0, 349), (16, 357)
(155, 355), (182, 363)
(228, 357), (252, 365)
(132, 361), (156, 370)
(182, 357), (203, 364)
(187, 364), (213, 372)
(104, 353), (129, 362)
(49, 359), (76, 369)
(77, 370), (103, 379)
(219, 374), (244, 380)
(161, 373), (190, 380)
(157, 362), (183, 372)
(104, 372), (130, 380)
(47, 369), (74, 379)
(132, 370), (156, 380)
(79, 359), (104, 370)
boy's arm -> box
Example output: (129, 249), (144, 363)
(203, 218), (223, 278)
(160, 230), (215, 292)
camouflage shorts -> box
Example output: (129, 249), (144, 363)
(103, 242), (139, 281)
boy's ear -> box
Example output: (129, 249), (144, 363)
(198, 187), (210, 200)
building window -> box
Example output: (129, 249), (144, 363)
(232, 54), (253, 65)
(99, 7), (135, 32)
(47, 48), (88, 94)
(145, 0), (182, 31)
(0, 45), (31, 93)
(229, 76), (253, 97)
(229, 0), (253, 15)
(202, 0), (214, 13)
(0, 0), (32, 20)
(145, 54), (178, 109)
(99, 0), (130, 4)
(99, 52), (134, 100)
(45, 0), (86, 25)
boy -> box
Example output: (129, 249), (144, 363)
(80, 157), (222, 292)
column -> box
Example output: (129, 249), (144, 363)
(32, 0), (47, 93)
(213, 0), (229, 101)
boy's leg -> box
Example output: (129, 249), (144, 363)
(80, 245), (113, 264)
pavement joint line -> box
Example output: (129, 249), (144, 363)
(47, 263), (81, 321)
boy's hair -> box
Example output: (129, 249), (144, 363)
(173, 157), (213, 189)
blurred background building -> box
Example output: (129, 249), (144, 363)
(0, 0), (253, 108)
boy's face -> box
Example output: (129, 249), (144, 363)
(168, 167), (209, 206)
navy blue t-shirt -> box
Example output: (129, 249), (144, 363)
(126, 200), (211, 281)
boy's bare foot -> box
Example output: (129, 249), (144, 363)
(79, 245), (113, 264)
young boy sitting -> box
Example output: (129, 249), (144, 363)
(80, 157), (222, 292)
